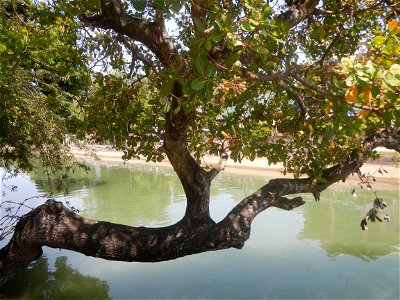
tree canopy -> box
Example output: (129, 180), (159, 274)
(0, 0), (88, 188)
(0, 0), (399, 287)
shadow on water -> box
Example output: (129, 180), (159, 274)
(0, 256), (110, 299)
(2, 162), (399, 298)
(298, 185), (400, 261)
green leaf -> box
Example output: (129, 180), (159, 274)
(267, 32), (284, 44)
(249, 19), (259, 27)
(170, 0), (182, 13)
(254, 46), (269, 55)
(232, 40), (244, 47)
(356, 70), (372, 84)
(206, 63), (217, 78)
(132, 0), (147, 11)
(241, 22), (254, 32)
(195, 55), (208, 76)
(204, 82), (214, 100)
(261, 5), (273, 19)
(384, 74), (400, 87)
(249, 150), (256, 161)
(0, 44), (6, 54)
(153, 0), (165, 11)
(226, 51), (241, 66)
(194, 17), (205, 32)
(210, 31), (224, 43)
(345, 74), (357, 86)
(390, 64), (400, 75)
(159, 78), (175, 97)
(373, 36), (387, 48)
(191, 78), (206, 90)
(310, 27), (322, 40)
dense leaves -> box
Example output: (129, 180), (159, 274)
(1, 0), (399, 179)
(0, 0), (399, 286)
(0, 0), (88, 188)
(61, 0), (399, 179)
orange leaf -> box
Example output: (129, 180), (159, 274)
(358, 110), (370, 119)
(345, 85), (358, 101)
(388, 19), (399, 32)
(325, 101), (333, 114)
(363, 88), (372, 102)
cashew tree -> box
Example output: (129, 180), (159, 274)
(1, 0), (399, 286)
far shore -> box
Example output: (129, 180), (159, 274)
(71, 147), (399, 187)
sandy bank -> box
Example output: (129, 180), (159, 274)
(71, 148), (399, 187)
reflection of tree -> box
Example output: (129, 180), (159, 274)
(79, 163), (186, 226)
(30, 161), (269, 227)
(29, 162), (100, 195)
(0, 256), (110, 299)
(299, 187), (399, 261)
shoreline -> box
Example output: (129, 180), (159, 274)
(71, 148), (400, 186)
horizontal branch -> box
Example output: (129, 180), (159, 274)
(287, 71), (384, 112)
(219, 127), (400, 234)
(0, 197), (262, 287)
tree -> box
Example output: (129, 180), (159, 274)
(0, 0), (88, 187)
(1, 0), (399, 286)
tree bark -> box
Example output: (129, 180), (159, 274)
(1, 0), (399, 288)
(1, 129), (398, 287)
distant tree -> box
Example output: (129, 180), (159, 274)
(0, 0), (399, 286)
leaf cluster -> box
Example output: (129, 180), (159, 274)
(0, 0), (89, 190)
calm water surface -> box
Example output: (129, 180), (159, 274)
(1, 162), (399, 299)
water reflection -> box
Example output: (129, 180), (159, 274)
(1, 162), (399, 299)
(0, 256), (110, 299)
(27, 161), (400, 257)
(299, 186), (400, 261)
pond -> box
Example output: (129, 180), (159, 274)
(1, 161), (399, 299)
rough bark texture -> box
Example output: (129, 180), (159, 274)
(1, 0), (399, 287)
(1, 128), (399, 287)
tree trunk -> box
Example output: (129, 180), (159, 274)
(0, 198), (254, 287)
(1, 129), (398, 287)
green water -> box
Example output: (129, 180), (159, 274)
(1, 162), (399, 299)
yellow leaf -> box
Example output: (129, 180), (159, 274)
(296, 130), (304, 138)
(364, 0), (375, 2)
(325, 101), (333, 114)
(388, 19), (399, 32)
(221, 131), (229, 138)
(358, 110), (370, 119)
(345, 85), (358, 101)
(363, 88), (372, 102)
(329, 140), (335, 150)
(308, 123), (314, 134)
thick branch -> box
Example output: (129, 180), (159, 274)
(0, 199), (256, 287)
(1, 129), (398, 287)
(219, 127), (400, 235)
(82, 0), (178, 68)
(190, 0), (209, 36)
(278, 0), (320, 28)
